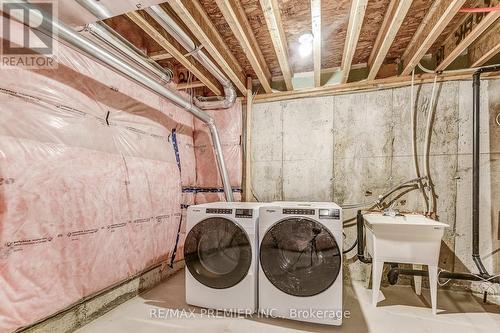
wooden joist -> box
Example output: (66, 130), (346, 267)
(311, 0), (321, 87)
(259, 0), (293, 90)
(253, 69), (500, 104)
(148, 50), (172, 61)
(126, 10), (222, 95)
(340, 0), (368, 84)
(468, 18), (500, 67)
(367, 0), (412, 81)
(169, 0), (247, 95)
(436, 8), (500, 71)
(401, 0), (467, 75)
(177, 81), (206, 90)
(215, 0), (273, 93)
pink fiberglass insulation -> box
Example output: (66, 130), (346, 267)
(166, 100), (196, 187)
(0, 21), (197, 332)
(194, 192), (242, 204)
(193, 101), (243, 191)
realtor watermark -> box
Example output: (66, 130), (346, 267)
(150, 308), (351, 320)
(1, 0), (58, 68)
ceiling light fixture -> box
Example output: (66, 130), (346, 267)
(298, 33), (313, 58)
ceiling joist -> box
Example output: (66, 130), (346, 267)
(311, 0), (321, 87)
(436, 9), (500, 71)
(254, 70), (500, 104)
(259, 0), (293, 90)
(340, 0), (368, 84)
(169, 0), (247, 96)
(126, 10), (222, 95)
(468, 18), (500, 67)
(215, 0), (273, 93)
(148, 50), (172, 61)
(367, 0), (412, 81)
(401, 0), (467, 76)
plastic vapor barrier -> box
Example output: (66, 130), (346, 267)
(0, 18), (242, 332)
(0, 21), (190, 332)
(193, 101), (243, 194)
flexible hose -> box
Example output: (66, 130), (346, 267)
(423, 74), (439, 215)
(410, 69), (430, 212)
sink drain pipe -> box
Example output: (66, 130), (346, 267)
(9, 0), (234, 201)
(385, 65), (500, 286)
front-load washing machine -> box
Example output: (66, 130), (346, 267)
(185, 202), (262, 313)
(259, 202), (343, 325)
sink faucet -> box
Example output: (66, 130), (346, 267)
(383, 202), (401, 217)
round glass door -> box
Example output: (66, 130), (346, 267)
(260, 217), (341, 297)
(184, 217), (252, 289)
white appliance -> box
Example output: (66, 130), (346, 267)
(259, 202), (343, 325)
(185, 202), (263, 313)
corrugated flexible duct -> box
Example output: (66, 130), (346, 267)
(7, 0), (234, 201)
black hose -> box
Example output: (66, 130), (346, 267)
(343, 238), (357, 254)
(356, 210), (372, 263)
(471, 65), (500, 276)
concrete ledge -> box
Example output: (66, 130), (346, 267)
(19, 260), (185, 333)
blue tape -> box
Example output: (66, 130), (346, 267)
(182, 187), (242, 193)
(171, 129), (181, 173)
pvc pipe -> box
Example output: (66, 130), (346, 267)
(10, 0), (234, 201)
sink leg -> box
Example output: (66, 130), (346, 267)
(413, 264), (422, 295)
(365, 263), (372, 289)
(428, 265), (438, 314)
(372, 261), (383, 306)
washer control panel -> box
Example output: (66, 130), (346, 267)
(319, 209), (341, 220)
(283, 208), (315, 215)
(235, 209), (253, 218)
(206, 208), (232, 215)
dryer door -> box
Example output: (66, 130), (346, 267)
(184, 217), (252, 289)
(260, 217), (341, 297)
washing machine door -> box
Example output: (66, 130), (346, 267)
(184, 217), (252, 289)
(260, 217), (341, 297)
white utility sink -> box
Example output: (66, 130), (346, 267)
(363, 213), (448, 314)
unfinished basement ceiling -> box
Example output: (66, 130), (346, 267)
(99, 0), (500, 94)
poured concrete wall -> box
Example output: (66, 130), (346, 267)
(251, 79), (500, 292)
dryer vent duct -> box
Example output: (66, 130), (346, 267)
(146, 5), (237, 110)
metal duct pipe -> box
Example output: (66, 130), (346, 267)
(84, 22), (173, 83)
(9, 0), (234, 201)
(146, 5), (237, 109)
(75, 0), (112, 19)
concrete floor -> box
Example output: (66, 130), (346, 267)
(76, 269), (500, 333)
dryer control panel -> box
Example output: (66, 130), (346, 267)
(235, 209), (253, 218)
(206, 208), (232, 215)
(283, 208), (315, 215)
(319, 209), (341, 220)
